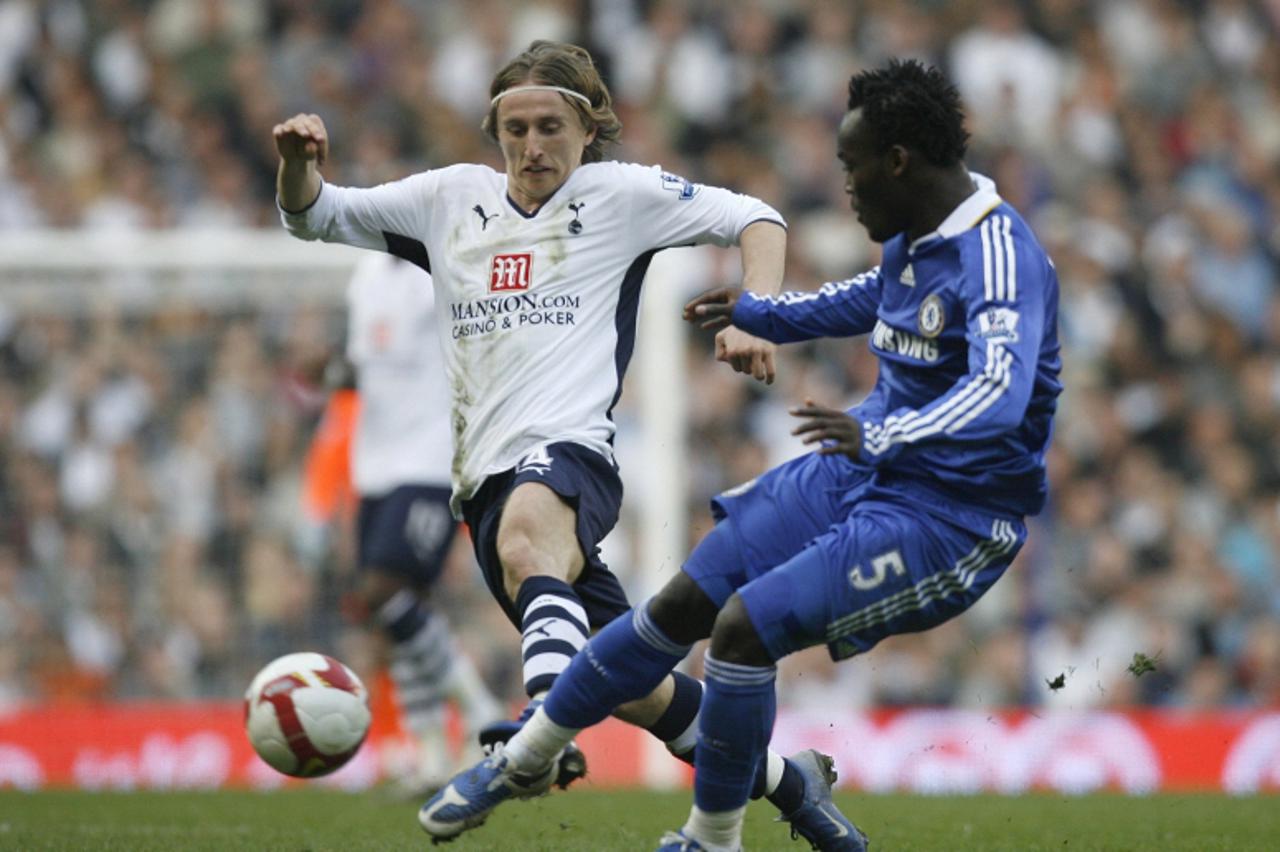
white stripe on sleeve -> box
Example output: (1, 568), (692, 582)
(981, 219), (993, 302)
(864, 342), (1012, 454)
(1002, 215), (1017, 301)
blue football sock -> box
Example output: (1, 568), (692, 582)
(695, 653), (777, 813)
(542, 602), (691, 730)
(766, 758), (805, 814)
(663, 680), (788, 807)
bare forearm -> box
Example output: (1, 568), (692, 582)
(277, 159), (322, 213)
(273, 113), (329, 212)
(739, 220), (786, 297)
(710, 220), (785, 385)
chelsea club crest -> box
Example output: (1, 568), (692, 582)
(917, 294), (945, 338)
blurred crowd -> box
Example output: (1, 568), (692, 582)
(2, 0), (1280, 715)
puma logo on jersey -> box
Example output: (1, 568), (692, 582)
(473, 204), (499, 230)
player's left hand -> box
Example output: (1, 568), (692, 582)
(715, 327), (776, 385)
(790, 398), (862, 459)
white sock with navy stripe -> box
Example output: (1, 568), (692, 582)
(514, 576), (590, 697)
(379, 590), (454, 767)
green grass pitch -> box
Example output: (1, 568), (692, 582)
(1, 788), (1276, 850)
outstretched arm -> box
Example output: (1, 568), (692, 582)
(274, 113), (327, 212)
(274, 114), (435, 254)
(685, 265), (884, 343)
(713, 220), (786, 384)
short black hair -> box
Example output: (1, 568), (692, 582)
(847, 59), (969, 167)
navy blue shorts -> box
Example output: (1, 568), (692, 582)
(687, 452), (1026, 662)
(357, 484), (458, 587)
(461, 442), (631, 630)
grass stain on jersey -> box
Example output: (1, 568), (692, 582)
(543, 202), (573, 267)
(450, 324), (475, 495)
(545, 234), (568, 268)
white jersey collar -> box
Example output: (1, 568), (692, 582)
(908, 172), (1002, 253)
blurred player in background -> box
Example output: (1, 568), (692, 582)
(275, 40), (855, 844)
(426, 59), (1062, 852)
(304, 252), (503, 794)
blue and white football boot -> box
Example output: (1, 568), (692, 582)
(477, 697), (587, 789)
(417, 742), (558, 843)
(778, 750), (869, 851)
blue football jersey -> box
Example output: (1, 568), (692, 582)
(733, 175), (1061, 517)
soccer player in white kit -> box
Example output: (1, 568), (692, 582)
(276, 41), (854, 845)
(341, 253), (503, 794)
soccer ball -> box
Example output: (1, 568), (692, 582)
(244, 652), (372, 778)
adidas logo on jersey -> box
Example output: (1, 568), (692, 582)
(900, 264), (916, 286)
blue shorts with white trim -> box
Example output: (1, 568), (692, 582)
(686, 452), (1026, 662)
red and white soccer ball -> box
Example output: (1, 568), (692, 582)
(244, 652), (372, 778)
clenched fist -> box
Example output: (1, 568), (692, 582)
(273, 113), (328, 166)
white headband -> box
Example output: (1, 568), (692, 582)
(491, 84), (592, 107)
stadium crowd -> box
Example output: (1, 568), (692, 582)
(1, 0), (1279, 715)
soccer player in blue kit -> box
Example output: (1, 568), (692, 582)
(422, 58), (1061, 852)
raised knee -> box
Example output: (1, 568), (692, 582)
(496, 527), (540, 589)
(709, 594), (771, 666)
(496, 486), (581, 598)
(648, 574), (717, 646)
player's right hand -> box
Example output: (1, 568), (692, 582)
(273, 113), (328, 166)
(716, 326), (776, 384)
(683, 287), (741, 331)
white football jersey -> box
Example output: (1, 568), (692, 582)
(345, 253), (453, 496)
(283, 161), (784, 513)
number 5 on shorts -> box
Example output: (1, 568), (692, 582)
(848, 549), (906, 591)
